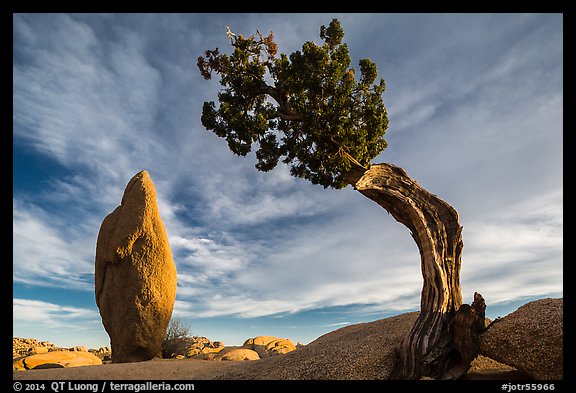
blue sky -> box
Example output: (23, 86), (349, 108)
(13, 13), (563, 348)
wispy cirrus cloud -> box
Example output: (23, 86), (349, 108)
(13, 199), (94, 290)
(461, 190), (563, 303)
(13, 298), (106, 347)
(324, 321), (351, 328)
(13, 298), (96, 326)
(13, 14), (162, 179)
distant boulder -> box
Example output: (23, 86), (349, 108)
(479, 298), (563, 380)
(264, 338), (297, 356)
(95, 170), (177, 363)
(243, 336), (296, 357)
(220, 348), (260, 361)
(30, 346), (49, 355)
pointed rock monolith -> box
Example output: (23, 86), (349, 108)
(95, 170), (177, 363)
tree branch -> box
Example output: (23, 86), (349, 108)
(262, 85), (303, 122)
(338, 147), (368, 171)
(276, 111), (303, 121)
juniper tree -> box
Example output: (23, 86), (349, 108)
(198, 19), (387, 189)
(197, 19), (485, 380)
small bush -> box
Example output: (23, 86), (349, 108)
(162, 316), (193, 358)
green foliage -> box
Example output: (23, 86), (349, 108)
(197, 19), (388, 189)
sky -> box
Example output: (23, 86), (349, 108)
(12, 13), (563, 349)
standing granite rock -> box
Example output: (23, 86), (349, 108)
(95, 170), (177, 363)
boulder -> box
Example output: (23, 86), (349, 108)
(243, 336), (296, 358)
(220, 349), (260, 361)
(479, 298), (563, 380)
(265, 339), (296, 356)
(95, 170), (178, 363)
(13, 351), (102, 370)
(29, 346), (49, 355)
(243, 336), (278, 347)
(12, 358), (26, 371)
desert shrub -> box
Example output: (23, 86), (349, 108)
(161, 316), (194, 358)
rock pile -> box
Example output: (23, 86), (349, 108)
(92, 347), (112, 362)
(13, 338), (55, 358)
(163, 335), (296, 362)
(185, 337), (225, 357)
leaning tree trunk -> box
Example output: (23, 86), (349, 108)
(346, 163), (468, 379)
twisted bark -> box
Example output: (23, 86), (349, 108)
(347, 163), (467, 379)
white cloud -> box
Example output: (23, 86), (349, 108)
(461, 190), (563, 303)
(192, 161), (335, 227)
(13, 299), (95, 324)
(13, 199), (94, 290)
(391, 103), (437, 132)
(13, 298), (108, 348)
(325, 322), (351, 328)
(171, 299), (196, 318)
(170, 234), (249, 275)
